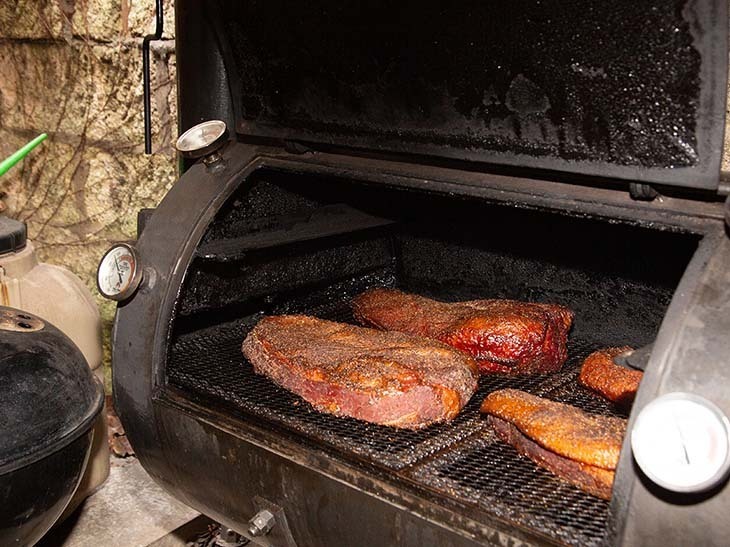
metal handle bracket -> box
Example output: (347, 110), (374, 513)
(143, 0), (164, 154)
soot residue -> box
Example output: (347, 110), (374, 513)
(217, 0), (707, 170)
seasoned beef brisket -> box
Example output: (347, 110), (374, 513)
(242, 315), (478, 429)
(352, 288), (573, 374)
(487, 415), (616, 500)
(481, 389), (626, 500)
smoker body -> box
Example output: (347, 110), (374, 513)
(113, 1), (730, 545)
(112, 142), (730, 546)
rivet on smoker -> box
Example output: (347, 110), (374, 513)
(175, 120), (229, 171)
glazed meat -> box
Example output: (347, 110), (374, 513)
(579, 347), (643, 406)
(352, 288), (573, 374)
(242, 315), (478, 429)
(480, 389), (626, 500)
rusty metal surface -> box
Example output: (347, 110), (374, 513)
(0, 307), (44, 332)
(256, 152), (725, 231)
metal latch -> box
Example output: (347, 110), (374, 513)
(142, 0), (164, 154)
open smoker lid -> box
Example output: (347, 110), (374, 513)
(207, 0), (727, 190)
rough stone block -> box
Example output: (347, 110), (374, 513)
(0, 40), (177, 152)
(0, 0), (123, 42)
(0, 1), (66, 40)
(0, 1), (179, 388)
(720, 82), (730, 173)
(128, 0), (174, 40)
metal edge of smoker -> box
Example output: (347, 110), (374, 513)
(112, 141), (725, 546)
(610, 227), (730, 547)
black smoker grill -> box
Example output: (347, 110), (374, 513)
(112, 1), (730, 545)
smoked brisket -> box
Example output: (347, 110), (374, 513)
(352, 288), (573, 375)
(480, 389), (625, 500)
(242, 315), (478, 429)
(579, 347), (643, 407)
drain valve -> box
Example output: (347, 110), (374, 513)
(247, 509), (276, 537)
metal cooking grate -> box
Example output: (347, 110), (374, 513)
(167, 295), (627, 545)
(409, 432), (611, 546)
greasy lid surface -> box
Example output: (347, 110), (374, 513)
(199, 0), (727, 190)
(0, 307), (103, 474)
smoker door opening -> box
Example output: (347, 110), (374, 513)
(165, 169), (699, 546)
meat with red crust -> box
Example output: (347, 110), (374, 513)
(579, 347), (643, 407)
(352, 288), (573, 375)
(481, 389), (625, 500)
(487, 416), (616, 500)
(242, 315), (478, 429)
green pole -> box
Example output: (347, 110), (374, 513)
(0, 133), (48, 177)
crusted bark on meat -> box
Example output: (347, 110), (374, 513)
(579, 347), (643, 407)
(480, 389), (625, 469)
(352, 288), (573, 375)
(487, 415), (615, 500)
(481, 389), (625, 500)
(242, 315), (478, 429)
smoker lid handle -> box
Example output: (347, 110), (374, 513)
(142, 0), (164, 155)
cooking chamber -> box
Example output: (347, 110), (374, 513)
(164, 169), (698, 546)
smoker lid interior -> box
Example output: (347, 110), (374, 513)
(195, 0), (727, 190)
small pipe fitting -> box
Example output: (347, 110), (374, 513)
(247, 509), (276, 537)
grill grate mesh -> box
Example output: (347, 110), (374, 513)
(409, 432), (611, 546)
(167, 294), (628, 546)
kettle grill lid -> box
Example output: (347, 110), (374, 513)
(200, 0), (727, 191)
(0, 307), (104, 474)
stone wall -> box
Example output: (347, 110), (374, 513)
(0, 0), (177, 385)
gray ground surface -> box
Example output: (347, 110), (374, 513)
(39, 457), (205, 547)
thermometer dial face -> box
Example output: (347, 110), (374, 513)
(631, 393), (730, 493)
(97, 244), (142, 301)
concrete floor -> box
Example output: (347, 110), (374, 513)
(39, 457), (207, 547)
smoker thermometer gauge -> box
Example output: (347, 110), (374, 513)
(631, 392), (730, 493)
(175, 120), (228, 159)
(97, 243), (143, 301)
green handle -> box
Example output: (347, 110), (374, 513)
(0, 133), (48, 177)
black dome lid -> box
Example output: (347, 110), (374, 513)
(0, 216), (27, 254)
(0, 307), (104, 474)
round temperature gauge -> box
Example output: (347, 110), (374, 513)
(97, 243), (143, 301)
(631, 392), (730, 493)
